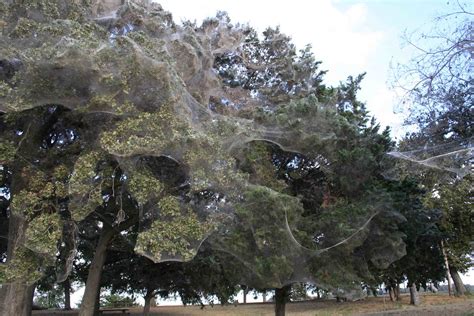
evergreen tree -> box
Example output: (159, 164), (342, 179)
(0, 2), (407, 316)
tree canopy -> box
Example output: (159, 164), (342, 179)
(0, 1), (471, 316)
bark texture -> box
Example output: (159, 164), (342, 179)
(388, 287), (394, 302)
(450, 267), (467, 296)
(395, 284), (401, 301)
(78, 227), (115, 316)
(409, 283), (420, 306)
(0, 215), (35, 316)
(143, 290), (156, 316)
(441, 241), (453, 296)
(63, 278), (71, 310)
(0, 283), (35, 316)
(143, 296), (152, 316)
(274, 285), (291, 316)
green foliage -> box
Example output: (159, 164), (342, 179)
(0, 141), (15, 163)
(214, 25), (328, 104)
(135, 195), (213, 262)
(128, 169), (163, 205)
(425, 176), (474, 272)
(2, 247), (44, 284)
(34, 284), (65, 309)
(100, 109), (186, 157)
(239, 142), (287, 192)
(25, 212), (62, 256)
(69, 151), (105, 221)
(100, 293), (138, 308)
(0, 1), (407, 305)
(369, 178), (446, 290)
(211, 186), (306, 288)
(6, 166), (65, 261)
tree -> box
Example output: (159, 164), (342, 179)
(100, 293), (138, 308)
(394, 82), (472, 181)
(206, 81), (406, 315)
(0, 104), (85, 316)
(390, 2), (473, 297)
(34, 266), (77, 310)
(0, 1), (236, 314)
(391, 2), (472, 125)
(425, 176), (473, 296)
(389, 3), (472, 177)
(370, 178), (446, 305)
(102, 246), (241, 315)
(213, 22), (329, 106)
(0, 2), (406, 316)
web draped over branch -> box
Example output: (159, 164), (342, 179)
(0, 0), (407, 296)
(388, 138), (473, 179)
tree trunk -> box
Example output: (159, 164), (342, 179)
(63, 278), (71, 310)
(79, 227), (115, 316)
(0, 214), (35, 316)
(388, 287), (394, 302)
(143, 290), (156, 316)
(25, 284), (35, 315)
(395, 284), (401, 301)
(409, 283), (420, 306)
(441, 240), (453, 296)
(262, 291), (267, 302)
(449, 267), (466, 296)
(0, 282), (35, 316)
(274, 285), (291, 316)
(143, 296), (152, 316)
(371, 288), (377, 297)
(94, 290), (101, 315)
(242, 287), (247, 304)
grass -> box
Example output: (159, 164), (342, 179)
(33, 293), (473, 316)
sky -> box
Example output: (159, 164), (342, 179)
(69, 0), (473, 305)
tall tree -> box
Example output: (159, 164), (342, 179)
(425, 176), (473, 296)
(371, 178), (445, 304)
(390, 2), (473, 296)
(0, 3), (405, 316)
(391, 2), (472, 125)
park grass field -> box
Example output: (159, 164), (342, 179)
(33, 293), (473, 316)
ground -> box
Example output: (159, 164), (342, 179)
(33, 293), (473, 316)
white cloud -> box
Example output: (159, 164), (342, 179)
(359, 82), (406, 138)
(157, 0), (384, 84)
(345, 3), (368, 26)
